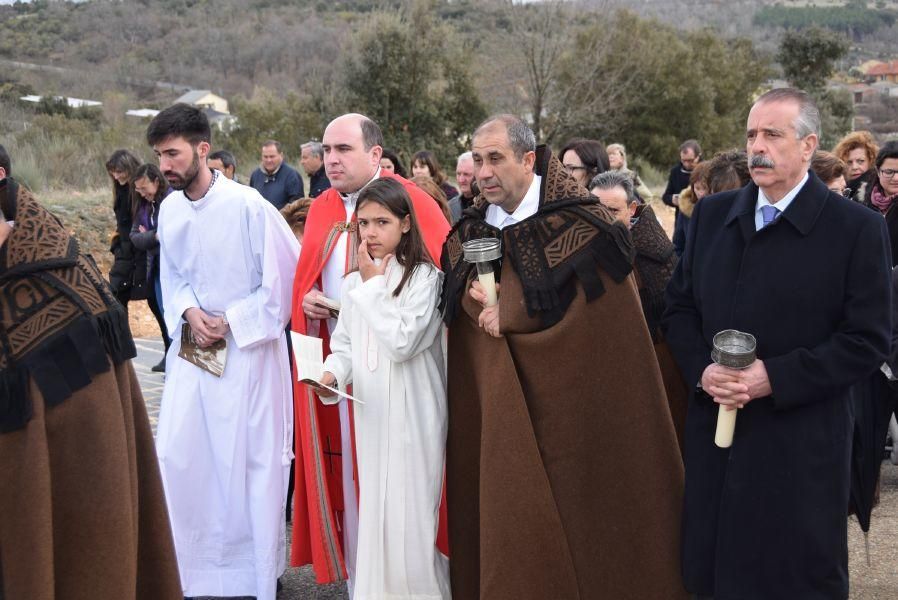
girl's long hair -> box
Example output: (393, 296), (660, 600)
(355, 177), (432, 297)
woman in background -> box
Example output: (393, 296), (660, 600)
(105, 149), (141, 316)
(412, 150), (458, 201)
(130, 163), (171, 372)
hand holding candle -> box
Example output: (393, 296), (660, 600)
(709, 329), (757, 448)
(463, 238), (502, 307)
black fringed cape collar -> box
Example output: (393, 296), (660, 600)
(0, 179), (136, 433)
(440, 146), (635, 328)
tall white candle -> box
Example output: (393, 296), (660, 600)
(715, 404), (737, 448)
(478, 270), (498, 307)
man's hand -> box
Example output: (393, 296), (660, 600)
(184, 307), (224, 348)
(702, 362), (749, 410)
(358, 240), (392, 282)
(303, 289), (333, 321)
(740, 359), (772, 402)
(207, 314), (230, 339)
(317, 371), (338, 398)
(477, 304), (502, 338)
(702, 360), (772, 410)
(468, 279), (500, 308)
(138, 225), (147, 233)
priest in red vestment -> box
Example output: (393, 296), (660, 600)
(290, 113), (450, 584)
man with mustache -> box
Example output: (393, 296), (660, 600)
(289, 113), (450, 586)
(148, 103), (300, 600)
(664, 88), (892, 599)
(441, 114), (687, 599)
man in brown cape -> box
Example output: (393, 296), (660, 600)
(441, 116), (687, 600)
(0, 146), (182, 599)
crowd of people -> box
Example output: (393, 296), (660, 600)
(1, 85), (896, 600)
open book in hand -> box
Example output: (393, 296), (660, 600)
(290, 331), (362, 404)
(178, 323), (227, 377)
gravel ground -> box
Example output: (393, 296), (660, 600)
(848, 462), (898, 599)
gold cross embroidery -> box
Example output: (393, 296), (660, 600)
(334, 221), (357, 233)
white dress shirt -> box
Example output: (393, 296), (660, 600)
(755, 172), (807, 231)
(485, 175), (542, 230)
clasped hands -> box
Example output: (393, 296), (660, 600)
(701, 360), (772, 410)
(184, 307), (229, 349)
(469, 280), (502, 338)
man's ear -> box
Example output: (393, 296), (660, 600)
(0, 167), (6, 180)
(197, 141), (211, 161)
(522, 150), (536, 173)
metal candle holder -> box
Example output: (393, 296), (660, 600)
(711, 329), (757, 448)
(463, 238), (502, 307)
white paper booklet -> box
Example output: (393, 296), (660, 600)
(290, 331), (362, 404)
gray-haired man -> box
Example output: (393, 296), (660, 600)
(300, 140), (331, 198)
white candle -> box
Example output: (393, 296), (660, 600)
(478, 270), (498, 307)
(715, 404), (737, 448)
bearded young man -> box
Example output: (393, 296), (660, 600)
(148, 104), (300, 600)
(441, 115), (687, 600)
(0, 145), (182, 599)
(289, 113), (450, 586)
(664, 88), (891, 599)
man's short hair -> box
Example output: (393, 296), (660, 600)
(679, 139), (702, 157)
(0, 143), (10, 175)
(146, 103), (212, 146)
(262, 140), (283, 153)
(473, 114), (536, 159)
(457, 151), (473, 164)
(360, 117), (385, 151)
(301, 141), (324, 159)
(810, 151), (846, 185)
(754, 87), (821, 140)
(208, 149), (237, 170)
(589, 170), (636, 205)
(706, 150), (751, 194)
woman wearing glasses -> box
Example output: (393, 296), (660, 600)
(559, 138), (610, 188)
(859, 141), (898, 266)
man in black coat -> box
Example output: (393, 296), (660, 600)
(664, 88), (892, 600)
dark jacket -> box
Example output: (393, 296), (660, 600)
(664, 173), (892, 599)
(664, 163), (693, 256)
(249, 162), (304, 209)
(129, 192), (167, 292)
(108, 183), (137, 295)
(309, 165), (331, 198)
(858, 175), (898, 268)
(631, 204), (676, 339)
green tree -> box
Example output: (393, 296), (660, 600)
(340, 1), (486, 166)
(553, 11), (770, 167)
(777, 27), (849, 92)
(777, 27), (852, 148)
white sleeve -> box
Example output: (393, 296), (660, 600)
(348, 264), (443, 363)
(322, 276), (356, 387)
(159, 215), (200, 338)
(225, 200), (300, 349)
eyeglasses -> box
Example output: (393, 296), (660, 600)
(563, 164), (587, 173)
(879, 168), (898, 179)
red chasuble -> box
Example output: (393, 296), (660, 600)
(290, 172), (450, 583)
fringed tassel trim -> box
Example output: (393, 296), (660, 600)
(0, 309), (136, 433)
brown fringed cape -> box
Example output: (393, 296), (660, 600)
(0, 179), (182, 599)
(441, 148), (688, 600)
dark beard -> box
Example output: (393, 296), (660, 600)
(166, 150), (201, 191)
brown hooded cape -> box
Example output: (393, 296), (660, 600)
(0, 180), (181, 599)
(441, 148), (687, 600)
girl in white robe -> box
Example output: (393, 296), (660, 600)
(319, 178), (450, 600)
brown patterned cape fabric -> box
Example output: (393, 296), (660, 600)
(440, 145), (635, 327)
(0, 179), (135, 432)
(630, 203), (678, 341)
